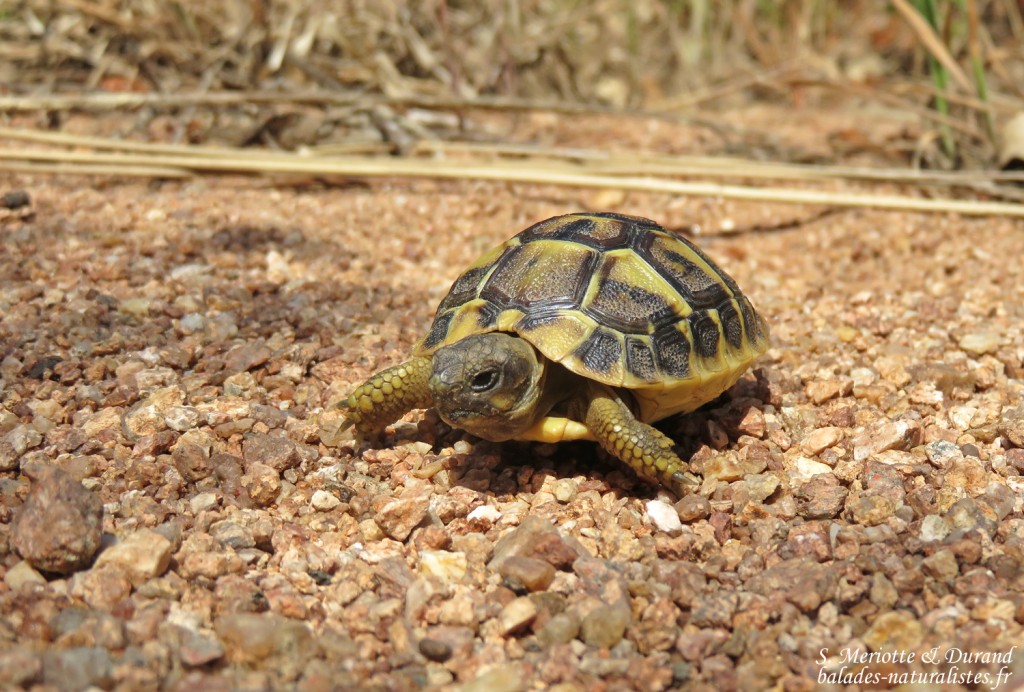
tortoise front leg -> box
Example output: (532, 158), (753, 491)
(340, 356), (433, 442)
(572, 383), (698, 496)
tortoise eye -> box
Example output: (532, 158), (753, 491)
(470, 369), (499, 392)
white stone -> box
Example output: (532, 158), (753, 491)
(645, 500), (683, 536)
(311, 489), (342, 511)
(467, 505), (501, 523)
(793, 456), (834, 480)
(418, 550), (467, 583)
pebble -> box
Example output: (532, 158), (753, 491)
(645, 500), (683, 536)
(702, 455), (744, 482)
(418, 637), (453, 662)
(466, 505), (502, 523)
(497, 555), (556, 592)
(919, 514), (952, 542)
(215, 613), (313, 678)
(190, 491), (220, 514)
(958, 331), (1000, 355)
(743, 473), (779, 503)
(179, 629), (227, 667)
(243, 434), (301, 472)
(489, 515), (582, 571)
(852, 419), (922, 462)
(498, 597), (538, 636)
(862, 610), (923, 651)
(0, 647), (42, 686)
(41, 647), (113, 690)
(579, 602), (630, 648)
(454, 663), (526, 692)
(537, 611), (581, 649)
(419, 550), (468, 583)
(945, 497), (996, 536)
(792, 456), (833, 480)
(310, 489), (342, 511)
(374, 493), (430, 541)
(925, 439), (962, 468)
(795, 475), (848, 519)
(552, 478), (578, 503)
(123, 385), (184, 436)
(4, 560), (47, 590)
(800, 427), (843, 456)
(998, 406), (1024, 448)
(674, 494), (710, 522)
(0, 425), (43, 471)
(846, 492), (900, 526)
(11, 465), (104, 574)
(747, 559), (837, 613)
(94, 528), (173, 585)
(922, 549), (959, 582)
(241, 463), (282, 507)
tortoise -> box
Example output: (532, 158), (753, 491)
(340, 212), (769, 495)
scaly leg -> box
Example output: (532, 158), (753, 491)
(573, 383), (698, 496)
(339, 357), (433, 442)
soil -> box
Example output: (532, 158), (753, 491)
(1, 103), (1023, 691)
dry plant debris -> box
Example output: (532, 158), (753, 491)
(1, 105), (1023, 689)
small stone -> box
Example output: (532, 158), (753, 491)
(580, 602), (630, 648)
(536, 611), (581, 648)
(675, 494), (710, 522)
(846, 492), (900, 526)
(241, 463), (281, 507)
(690, 592), (739, 628)
(123, 386), (183, 436)
(190, 491), (219, 514)
(489, 515), (582, 571)
(925, 439), (962, 468)
(466, 505), (501, 523)
(645, 500), (683, 536)
(862, 611), (923, 651)
(958, 331), (1001, 356)
(792, 456), (833, 480)
(747, 558), (837, 613)
(456, 663), (526, 692)
(243, 434), (301, 472)
(171, 429), (215, 482)
(374, 493), (430, 541)
(735, 407), (766, 438)
(0, 425), (43, 471)
(419, 550), (468, 583)
(869, 573), (898, 609)
(945, 497), (996, 537)
(852, 420), (923, 462)
(41, 647), (113, 690)
(998, 406), (1024, 448)
(0, 647), (42, 686)
(806, 379), (849, 404)
(794, 474), (848, 519)
(311, 489), (342, 511)
(743, 474), (779, 503)
(164, 405), (201, 432)
(215, 613), (313, 678)
(922, 549), (959, 582)
(920, 514), (952, 542)
(703, 455), (744, 482)
(224, 342), (273, 373)
(497, 555), (556, 592)
(800, 427), (843, 456)
(552, 478), (578, 503)
(11, 465), (104, 574)
(418, 638), (453, 662)
(94, 528), (172, 585)
(498, 597), (538, 636)
(4, 560), (47, 590)
(179, 629), (226, 667)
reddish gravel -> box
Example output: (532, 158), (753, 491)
(1, 106), (1023, 690)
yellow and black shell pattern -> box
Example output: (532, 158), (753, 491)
(415, 212), (770, 422)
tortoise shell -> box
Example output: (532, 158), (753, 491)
(415, 212), (770, 422)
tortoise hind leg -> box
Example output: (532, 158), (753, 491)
(573, 383), (698, 496)
(340, 356), (433, 443)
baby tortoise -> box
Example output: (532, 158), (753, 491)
(341, 212), (769, 495)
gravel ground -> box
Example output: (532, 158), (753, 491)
(2, 108), (1023, 691)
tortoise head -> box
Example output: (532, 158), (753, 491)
(428, 332), (546, 442)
